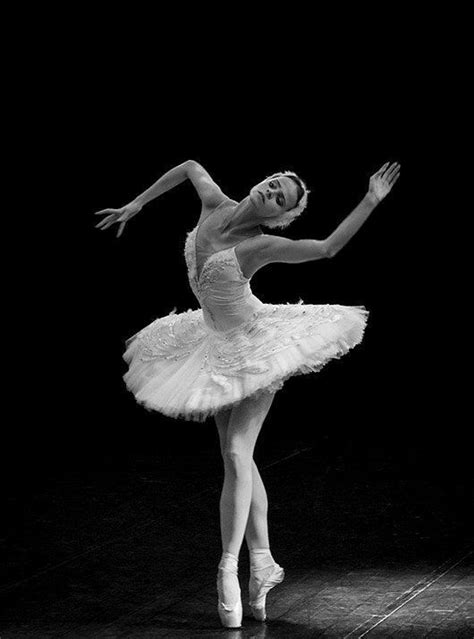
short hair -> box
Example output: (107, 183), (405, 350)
(260, 170), (310, 230)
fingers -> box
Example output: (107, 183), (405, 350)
(374, 161), (402, 179)
(95, 214), (115, 229)
(385, 162), (401, 183)
(102, 220), (118, 230)
(94, 211), (128, 235)
(372, 162), (389, 178)
(94, 208), (117, 216)
(389, 171), (400, 187)
(117, 221), (126, 237)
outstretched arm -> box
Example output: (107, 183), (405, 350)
(129, 159), (227, 207)
(94, 159), (226, 237)
(130, 160), (193, 207)
(236, 162), (401, 269)
(186, 160), (228, 209)
(325, 162), (400, 257)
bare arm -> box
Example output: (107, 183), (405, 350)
(131, 159), (227, 207)
(324, 193), (378, 257)
(94, 159), (226, 237)
(131, 160), (193, 207)
(186, 160), (228, 209)
(258, 161), (400, 266)
(325, 161), (400, 257)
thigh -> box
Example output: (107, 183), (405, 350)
(225, 390), (277, 458)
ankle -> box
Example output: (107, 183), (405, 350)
(249, 547), (275, 572)
(219, 551), (239, 573)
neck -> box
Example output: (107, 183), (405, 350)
(220, 196), (263, 238)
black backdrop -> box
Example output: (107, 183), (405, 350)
(7, 37), (467, 484)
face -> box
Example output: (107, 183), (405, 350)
(250, 175), (300, 218)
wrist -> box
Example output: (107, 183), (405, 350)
(131, 196), (145, 208)
(364, 192), (380, 207)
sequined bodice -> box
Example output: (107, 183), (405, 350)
(184, 223), (265, 333)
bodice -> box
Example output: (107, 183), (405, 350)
(184, 225), (265, 333)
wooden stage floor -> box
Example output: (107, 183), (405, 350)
(2, 442), (473, 638)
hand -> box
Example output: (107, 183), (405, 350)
(368, 162), (401, 204)
(94, 200), (143, 237)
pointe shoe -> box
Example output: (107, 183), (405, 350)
(248, 560), (285, 622)
(216, 552), (243, 629)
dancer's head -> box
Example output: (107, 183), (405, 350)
(249, 171), (310, 229)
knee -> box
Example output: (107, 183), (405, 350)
(223, 449), (253, 474)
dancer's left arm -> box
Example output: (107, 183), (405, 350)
(324, 162), (400, 257)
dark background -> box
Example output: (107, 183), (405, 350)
(5, 27), (468, 485)
(2, 17), (472, 638)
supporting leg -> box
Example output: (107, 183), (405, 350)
(214, 399), (273, 554)
(219, 390), (276, 558)
(214, 392), (276, 626)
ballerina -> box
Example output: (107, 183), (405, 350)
(94, 158), (400, 628)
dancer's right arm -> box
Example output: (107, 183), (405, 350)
(131, 160), (226, 208)
(94, 160), (224, 237)
(130, 160), (194, 207)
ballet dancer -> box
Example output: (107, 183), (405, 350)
(95, 158), (400, 628)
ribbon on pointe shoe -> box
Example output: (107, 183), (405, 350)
(249, 562), (285, 608)
(248, 551), (285, 621)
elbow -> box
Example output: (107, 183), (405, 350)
(324, 241), (337, 259)
(183, 159), (199, 180)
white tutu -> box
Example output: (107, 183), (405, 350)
(123, 300), (368, 422)
(122, 218), (369, 422)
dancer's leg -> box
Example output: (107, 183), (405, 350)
(215, 411), (270, 551)
(214, 406), (232, 457)
(245, 461), (270, 549)
(214, 391), (276, 621)
(219, 390), (276, 558)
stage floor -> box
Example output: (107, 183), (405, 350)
(2, 443), (473, 638)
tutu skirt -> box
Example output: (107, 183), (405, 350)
(122, 301), (369, 422)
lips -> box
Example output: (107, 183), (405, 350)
(259, 191), (265, 203)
